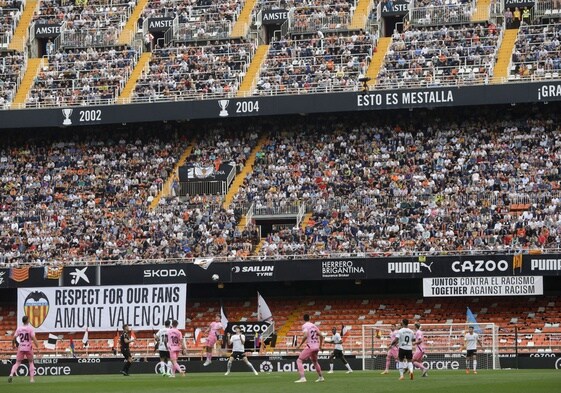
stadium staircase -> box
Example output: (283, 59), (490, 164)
(8, 0), (38, 52)
(300, 212), (313, 230)
(252, 238), (265, 256)
(274, 307), (304, 349)
(117, 0), (149, 46)
(10, 57), (45, 109)
(349, 0), (375, 30)
(471, 0), (491, 22)
(222, 135), (268, 209)
(117, 52), (152, 104)
(492, 29), (519, 84)
(236, 44), (269, 97)
(366, 37), (391, 88)
(148, 142), (195, 210)
(231, 0), (258, 38)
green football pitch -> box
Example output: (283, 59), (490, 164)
(2, 370), (560, 393)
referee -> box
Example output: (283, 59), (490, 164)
(120, 324), (135, 376)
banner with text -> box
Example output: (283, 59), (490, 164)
(17, 284), (187, 332)
(422, 276), (543, 297)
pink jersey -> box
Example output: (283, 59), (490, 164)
(167, 328), (183, 351)
(302, 322), (321, 350)
(208, 321), (223, 338)
(415, 330), (425, 351)
(390, 330), (398, 346)
(15, 325), (35, 351)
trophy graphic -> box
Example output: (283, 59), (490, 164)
(62, 108), (73, 125)
(218, 100), (230, 117)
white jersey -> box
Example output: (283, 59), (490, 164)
(230, 333), (246, 352)
(332, 332), (343, 351)
(156, 327), (169, 351)
(396, 327), (414, 350)
(465, 332), (479, 350)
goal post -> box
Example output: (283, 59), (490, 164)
(361, 323), (500, 371)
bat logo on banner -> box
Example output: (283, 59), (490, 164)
(24, 291), (50, 328)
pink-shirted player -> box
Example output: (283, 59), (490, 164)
(413, 323), (428, 377)
(203, 315), (224, 366)
(8, 316), (40, 384)
(294, 314), (324, 383)
(167, 320), (186, 377)
(381, 324), (400, 374)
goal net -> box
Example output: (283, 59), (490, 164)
(361, 323), (500, 371)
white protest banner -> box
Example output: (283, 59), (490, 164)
(18, 284), (186, 332)
(423, 276), (543, 297)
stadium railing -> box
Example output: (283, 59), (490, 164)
(409, 2), (475, 26)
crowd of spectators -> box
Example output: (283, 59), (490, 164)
(510, 23), (561, 81)
(32, 0), (136, 47)
(3, 106), (561, 264)
(26, 46), (138, 107)
(141, 0), (246, 41)
(377, 23), (500, 88)
(0, 0), (23, 48)
(249, 111), (561, 257)
(0, 51), (25, 109)
(133, 40), (254, 101)
(253, 0), (354, 34)
(0, 125), (262, 264)
(255, 31), (373, 95)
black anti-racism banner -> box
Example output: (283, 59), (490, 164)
(2, 253), (561, 288)
(380, 0), (409, 16)
(504, 0), (535, 9)
(1, 82), (560, 129)
(261, 9), (289, 25)
(178, 163), (235, 182)
(34, 23), (63, 38)
(147, 17), (174, 32)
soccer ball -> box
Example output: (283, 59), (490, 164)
(212, 274), (220, 281)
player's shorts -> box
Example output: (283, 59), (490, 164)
(169, 350), (181, 361)
(16, 350), (34, 362)
(466, 349), (477, 357)
(413, 348), (425, 361)
(206, 334), (218, 347)
(299, 346), (320, 362)
(159, 350), (170, 359)
(121, 348), (131, 359)
(230, 351), (246, 360)
(398, 348), (413, 361)
(332, 349), (345, 359)
(388, 346), (399, 359)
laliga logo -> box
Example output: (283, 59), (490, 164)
(17, 364), (29, 376)
(259, 361), (273, 372)
(23, 291), (50, 328)
(556, 357), (561, 370)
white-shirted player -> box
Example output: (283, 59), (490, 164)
(464, 326), (483, 374)
(391, 318), (415, 380)
(154, 320), (172, 376)
(224, 326), (258, 376)
(327, 327), (353, 374)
